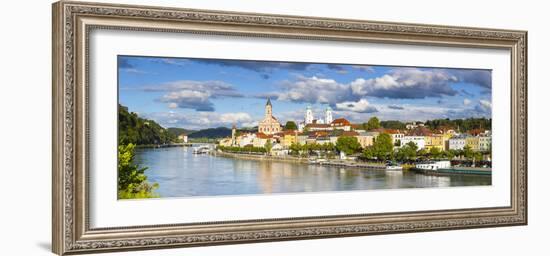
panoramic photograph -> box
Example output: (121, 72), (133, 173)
(117, 55), (492, 199)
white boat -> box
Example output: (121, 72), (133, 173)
(385, 161), (403, 171)
(192, 146), (211, 154)
(385, 165), (403, 171)
(415, 161), (451, 170)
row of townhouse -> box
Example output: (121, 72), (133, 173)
(219, 118), (492, 154)
(449, 134), (492, 151)
(379, 127), (492, 152)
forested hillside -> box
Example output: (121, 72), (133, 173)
(118, 104), (176, 145)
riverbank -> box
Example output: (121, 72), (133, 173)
(135, 143), (193, 149)
(212, 150), (387, 170)
(411, 166), (492, 176)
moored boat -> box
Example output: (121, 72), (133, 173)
(385, 161), (403, 171)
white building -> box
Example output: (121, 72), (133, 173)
(177, 134), (188, 143)
(415, 161), (451, 170)
(448, 136), (467, 150)
(478, 135), (492, 152)
(305, 105), (314, 124)
(325, 106), (333, 124)
(298, 122), (305, 132)
(401, 136), (426, 149)
(270, 143), (288, 156)
(238, 133), (256, 147)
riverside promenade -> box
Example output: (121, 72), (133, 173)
(212, 150), (387, 170)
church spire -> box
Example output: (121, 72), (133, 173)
(266, 98), (272, 106)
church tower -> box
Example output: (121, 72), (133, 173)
(258, 98), (281, 135)
(305, 105), (314, 124)
(265, 98), (272, 118)
(231, 124), (237, 146)
(325, 106), (333, 124)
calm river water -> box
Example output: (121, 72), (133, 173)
(135, 146), (491, 198)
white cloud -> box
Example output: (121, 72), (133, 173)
(268, 76), (353, 104)
(144, 80), (243, 111)
(265, 68), (471, 107)
(350, 68), (458, 99)
(144, 111), (255, 130)
(479, 99), (492, 109)
(463, 98), (472, 106)
(351, 65), (375, 73)
(334, 99), (378, 113)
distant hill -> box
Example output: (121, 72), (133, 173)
(188, 127), (232, 139)
(166, 127), (195, 137)
(118, 104), (176, 145)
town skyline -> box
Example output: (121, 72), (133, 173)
(119, 55), (492, 130)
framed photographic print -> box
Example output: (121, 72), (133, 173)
(52, 1), (527, 255)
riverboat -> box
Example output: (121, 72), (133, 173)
(385, 161), (403, 171)
(192, 146), (211, 154)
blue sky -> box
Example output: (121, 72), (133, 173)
(118, 55), (492, 130)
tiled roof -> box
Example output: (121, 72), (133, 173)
(341, 131), (359, 136)
(407, 126), (432, 136)
(331, 118), (351, 125)
(255, 132), (273, 139)
(306, 123), (331, 128)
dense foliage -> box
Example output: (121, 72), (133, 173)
(118, 105), (176, 145)
(424, 118), (491, 131)
(362, 133), (394, 160)
(380, 120), (407, 130)
(395, 141), (418, 161)
(289, 142), (336, 157)
(335, 136), (362, 155)
(284, 121), (298, 130)
(217, 145), (267, 154)
(166, 127), (195, 137)
(117, 143), (158, 199)
(362, 117), (381, 131)
(188, 127), (231, 139)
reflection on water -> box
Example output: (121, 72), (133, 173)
(134, 147), (491, 198)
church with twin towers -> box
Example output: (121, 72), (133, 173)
(257, 98), (333, 135)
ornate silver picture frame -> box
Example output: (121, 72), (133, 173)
(52, 1), (527, 255)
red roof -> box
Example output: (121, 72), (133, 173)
(331, 118), (351, 126)
(281, 130), (298, 135)
(341, 131), (359, 136)
(407, 126), (432, 136)
(385, 129), (402, 134)
(312, 131), (329, 137)
(255, 132), (273, 139)
(468, 128), (485, 136)
(306, 123), (331, 128)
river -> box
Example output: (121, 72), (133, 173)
(134, 146), (491, 198)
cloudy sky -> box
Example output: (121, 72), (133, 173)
(118, 56), (492, 130)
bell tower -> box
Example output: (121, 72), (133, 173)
(305, 105), (313, 124)
(265, 98), (272, 118)
(325, 106), (333, 124)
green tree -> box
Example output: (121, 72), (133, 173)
(443, 150), (455, 160)
(395, 141), (418, 161)
(429, 147), (442, 159)
(417, 148), (429, 159)
(363, 117), (381, 130)
(463, 145), (474, 160)
(289, 142), (302, 155)
(335, 136), (362, 155)
(380, 120), (406, 130)
(372, 133), (394, 160)
(118, 143), (158, 199)
(118, 104), (176, 145)
(284, 121), (298, 130)
(362, 146), (376, 159)
(264, 140), (273, 154)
